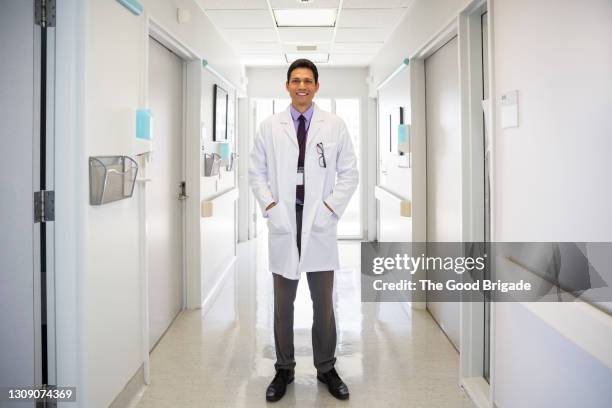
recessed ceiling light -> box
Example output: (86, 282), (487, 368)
(285, 53), (329, 63)
(273, 9), (337, 27)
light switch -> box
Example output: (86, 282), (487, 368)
(501, 90), (519, 128)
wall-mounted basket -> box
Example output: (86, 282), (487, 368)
(203, 153), (221, 177)
(89, 156), (138, 205)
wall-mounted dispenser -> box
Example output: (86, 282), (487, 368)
(217, 141), (231, 163)
(398, 106), (411, 168)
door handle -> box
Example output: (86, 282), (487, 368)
(178, 181), (188, 200)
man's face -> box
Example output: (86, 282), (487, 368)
(286, 67), (319, 108)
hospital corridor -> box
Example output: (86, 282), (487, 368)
(2, 0), (612, 407)
(133, 239), (471, 408)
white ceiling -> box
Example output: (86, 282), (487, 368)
(196, 0), (414, 67)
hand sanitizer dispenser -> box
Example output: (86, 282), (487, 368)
(134, 108), (153, 155)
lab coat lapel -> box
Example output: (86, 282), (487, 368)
(280, 107), (299, 149)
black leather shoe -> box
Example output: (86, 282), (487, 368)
(317, 367), (349, 400)
(266, 369), (294, 402)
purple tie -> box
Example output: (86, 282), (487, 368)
(296, 115), (306, 204)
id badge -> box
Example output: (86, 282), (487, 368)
(296, 167), (304, 186)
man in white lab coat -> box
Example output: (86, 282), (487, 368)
(249, 59), (358, 402)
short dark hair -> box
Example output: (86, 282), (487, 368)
(287, 59), (319, 84)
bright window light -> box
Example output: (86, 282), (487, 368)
(285, 53), (329, 63)
(273, 9), (337, 27)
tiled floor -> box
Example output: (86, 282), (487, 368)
(134, 237), (473, 408)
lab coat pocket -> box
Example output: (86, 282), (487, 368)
(312, 202), (337, 234)
(266, 204), (291, 234)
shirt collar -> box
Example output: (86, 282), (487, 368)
(290, 103), (315, 122)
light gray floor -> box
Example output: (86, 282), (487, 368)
(134, 237), (473, 408)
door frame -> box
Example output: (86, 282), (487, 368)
(457, 1), (495, 406)
(142, 16), (197, 383)
(406, 1), (496, 406)
(406, 17), (458, 311)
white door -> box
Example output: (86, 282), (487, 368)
(425, 36), (461, 349)
(0, 1), (41, 404)
(148, 37), (184, 349)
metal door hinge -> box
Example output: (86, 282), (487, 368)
(35, 0), (56, 27)
(34, 190), (55, 223)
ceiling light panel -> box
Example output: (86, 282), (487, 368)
(269, 0), (339, 8)
(274, 9), (337, 27)
(285, 52), (329, 63)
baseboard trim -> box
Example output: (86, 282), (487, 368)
(201, 255), (237, 316)
(461, 376), (491, 408)
(109, 363), (146, 408)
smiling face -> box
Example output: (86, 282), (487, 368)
(285, 67), (320, 112)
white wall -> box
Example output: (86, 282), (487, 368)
(70, 1), (244, 406)
(84, 3), (143, 406)
(492, 0), (612, 406)
(368, 0), (471, 93)
(200, 69), (237, 306)
(146, 0), (244, 88)
(371, 0), (612, 407)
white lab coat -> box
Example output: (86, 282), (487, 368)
(249, 103), (359, 280)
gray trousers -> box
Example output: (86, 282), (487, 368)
(272, 204), (337, 374)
